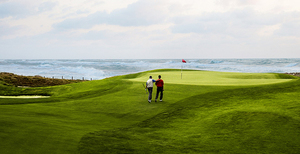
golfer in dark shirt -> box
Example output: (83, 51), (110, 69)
(155, 75), (164, 102)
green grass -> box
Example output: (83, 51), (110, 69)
(130, 70), (294, 86)
(0, 69), (300, 154)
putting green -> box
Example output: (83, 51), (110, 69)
(129, 71), (293, 86)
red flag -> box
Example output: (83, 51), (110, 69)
(182, 59), (186, 63)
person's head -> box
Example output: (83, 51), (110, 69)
(149, 76), (152, 79)
(158, 75), (161, 79)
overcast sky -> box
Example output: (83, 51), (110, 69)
(1, 0), (300, 59)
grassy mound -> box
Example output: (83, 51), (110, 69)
(0, 69), (299, 153)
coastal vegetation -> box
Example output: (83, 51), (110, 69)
(0, 72), (84, 87)
(0, 69), (299, 153)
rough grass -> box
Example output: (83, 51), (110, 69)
(0, 70), (300, 154)
(0, 72), (84, 87)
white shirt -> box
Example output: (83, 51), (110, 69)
(146, 79), (155, 88)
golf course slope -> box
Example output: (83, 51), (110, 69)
(0, 69), (300, 154)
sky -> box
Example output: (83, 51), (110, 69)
(1, 0), (300, 59)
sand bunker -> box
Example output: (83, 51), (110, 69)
(0, 96), (50, 99)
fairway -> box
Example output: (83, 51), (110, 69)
(130, 70), (293, 85)
(0, 69), (300, 154)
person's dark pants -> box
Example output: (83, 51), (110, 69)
(156, 87), (163, 100)
(148, 87), (153, 100)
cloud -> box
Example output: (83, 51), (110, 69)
(77, 30), (107, 40)
(0, 0), (8, 3)
(236, 0), (258, 5)
(276, 20), (300, 37)
(171, 8), (285, 38)
(107, 0), (167, 26)
(0, 1), (57, 19)
(53, 0), (167, 30)
(273, 12), (300, 37)
(0, 2), (31, 18)
(1, 0), (300, 59)
(38, 1), (57, 13)
(0, 24), (24, 38)
(53, 11), (108, 30)
(217, 0), (258, 6)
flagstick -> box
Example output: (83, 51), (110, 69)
(181, 64), (182, 79)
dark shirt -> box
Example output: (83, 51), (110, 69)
(156, 79), (164, 87)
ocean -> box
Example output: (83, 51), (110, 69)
(1, 59), (300, 80)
